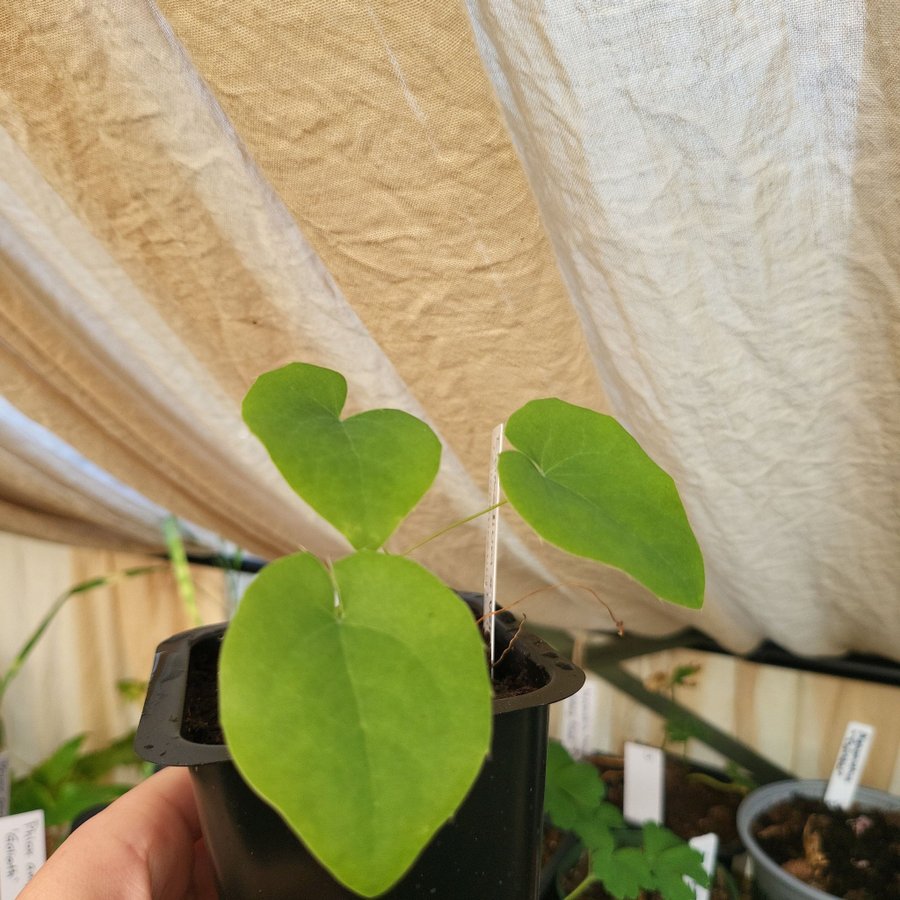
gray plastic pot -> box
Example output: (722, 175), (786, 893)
(736, 778), (900, 899)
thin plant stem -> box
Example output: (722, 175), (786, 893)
(564, 870), (598, 900)
(0, 565), (165, 713)
(399, 500), (508, 556)
(489, 581), (625, 636)
(163, 515), (201, 627)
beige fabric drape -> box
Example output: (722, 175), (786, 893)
(1, 2), (898, 658)
(465, 1), (900, 657)
(0, 532), (227, 773)
(4, 532), (897, 793)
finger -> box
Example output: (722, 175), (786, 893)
(21, 767), (210, 900)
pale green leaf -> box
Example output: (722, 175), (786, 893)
(219, 551), (493, 897)
(242, 363), (441, 550)
(500, 399), (704, 608)
(544, 741), (607, 832)
(594, 846), (653, 899)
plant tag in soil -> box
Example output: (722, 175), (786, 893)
(623, 741), (664, 825)
(824, 720), (875, 809)
(0, 810), (45, 900)
(0, 752), (9, 818)
(686, 832), (718, 900)
(559, 675), (598, 759)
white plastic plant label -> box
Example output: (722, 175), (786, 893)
(0, 810), (45, 900)
(559, 675), (598, 759)
(824, 721), (875, 809)
(686, 832), (718, 900)
(482, 423), (504, 668)
(623, 741), (665, 825)
(0, 752), (9, 818)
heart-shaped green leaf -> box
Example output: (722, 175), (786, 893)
(219, 551), (493, 897)
(243, 363), (441, 549)
(500, 399), (704, 608)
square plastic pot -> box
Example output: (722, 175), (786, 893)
(135, 594), (584, 899)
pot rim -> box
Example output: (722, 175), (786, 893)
(136, 603), (584, 767)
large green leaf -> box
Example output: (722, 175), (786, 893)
(500, 399), (704, 608)
(219, 551), (493, 897)
(242, 363), (441, 549)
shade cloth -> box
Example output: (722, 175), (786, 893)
(1, 1), (897, 659)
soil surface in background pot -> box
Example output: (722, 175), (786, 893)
(181, 619), (548, 746)
(751, 794), (900, 899)
(591, 753), (744, 853)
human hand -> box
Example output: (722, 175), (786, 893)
(20, 766), (217, 899)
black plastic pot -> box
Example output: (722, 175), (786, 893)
(135, 594), (584, 899)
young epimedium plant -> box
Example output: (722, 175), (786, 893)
(545, 741), (710, 900)
(218, 362), (704, 897)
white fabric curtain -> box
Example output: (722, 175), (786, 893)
(0, 2), (897, 660)
(466, 2), (900, 656)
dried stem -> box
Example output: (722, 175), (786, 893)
(483, 582), (625, 636)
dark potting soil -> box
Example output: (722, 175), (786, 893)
(751, 795), (900, 899)
(181, 617), (548, 747)
(589, 753), (744, 854)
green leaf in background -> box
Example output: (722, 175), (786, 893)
(73, 730), (141, 780)
(10, 731), (143, 826)
(40, 782), (130, 827)
(595, 846), (653, 899)
(544, 740), (607, 832)
(219, 550), (492, 897)
(500, 399), (704, 608)
(642, 822), (709, 900)
(30, 734), (85, 786)
(242, 363), (441, 550)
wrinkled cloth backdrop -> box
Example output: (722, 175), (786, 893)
(1, 1), (897, 684)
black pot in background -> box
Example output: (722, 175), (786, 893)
(135, 594), (584, 899)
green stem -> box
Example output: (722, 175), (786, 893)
(162, 516), (201, 627)
(564, 870), (599, 900)
(0, 565), (165, 714)
(399, 500), (508, 556)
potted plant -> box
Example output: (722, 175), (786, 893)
(543, 741), (723, 899)
(135, 361), (705, 898)
(736, 779), (900, 899)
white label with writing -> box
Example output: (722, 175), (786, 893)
(623, 741), (665, 825)
(0, 810), (45, 900)
(686, 832), (718, 900)
(0, 753), (9, 818)
(560, 676), (598, 759)
(824, 721), (875, 809)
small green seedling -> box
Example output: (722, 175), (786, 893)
(220, 362), (705, 897)
(545, 741), (710, 900)
(644, 662), (704, 750)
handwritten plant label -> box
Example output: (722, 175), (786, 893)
(560, 675), (598, 759)
(824, 721), (875, 809)
(0, 753), (8, 818)
(0, 810), (45, 900)
(623, 741), (665, 825)
(686, 832), (718, 900)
